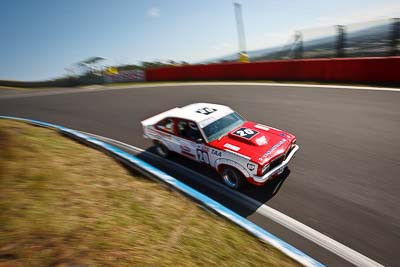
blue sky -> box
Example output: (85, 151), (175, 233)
(1, 0), (399, 81)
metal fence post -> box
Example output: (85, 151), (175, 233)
(335, 25), (346, 58)
(294, 31), (303, 59)
(389, 18), (400, 56)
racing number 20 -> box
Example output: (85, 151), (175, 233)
(197, 150), (209, 164)
(233, 128), (258, 139)
(236, 129), (254, 137)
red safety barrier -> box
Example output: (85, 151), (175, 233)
(145, 57), (400, 83)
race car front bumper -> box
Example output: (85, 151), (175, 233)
(252, 144), (299, 184)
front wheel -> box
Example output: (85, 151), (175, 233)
(220, 167), (245, 189)
(154, 141), (170, 158)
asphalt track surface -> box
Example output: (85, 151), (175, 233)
(1, 84), (399, 266)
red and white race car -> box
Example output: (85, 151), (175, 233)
(141, 103), (299, 189)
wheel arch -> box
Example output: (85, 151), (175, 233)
(153, 139), (172, 151)
(215, 158), (250, 179)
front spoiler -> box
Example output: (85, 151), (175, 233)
(252, 144), (300, 184)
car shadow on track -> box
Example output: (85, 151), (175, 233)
(241, 168), (290, 204)
(134, 147), (290, 217)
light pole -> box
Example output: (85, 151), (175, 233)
(234, 3), (249, 62)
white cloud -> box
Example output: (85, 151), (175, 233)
(147, 7), (160, 18)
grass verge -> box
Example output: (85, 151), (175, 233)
(0, 120), (299, 267)
(0, 86), (30, 90)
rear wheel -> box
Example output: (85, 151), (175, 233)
(220, 166), (245, 189)
(154, 141), (169, 158)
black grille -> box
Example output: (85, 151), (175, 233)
(270, 155), (284, 170)
(263, 154), (285, 175)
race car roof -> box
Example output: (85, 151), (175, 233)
(141, 103), (235, 128)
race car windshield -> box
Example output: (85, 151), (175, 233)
(203, 112), (245, 142)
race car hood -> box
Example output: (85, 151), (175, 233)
(208, 121), (296, 164)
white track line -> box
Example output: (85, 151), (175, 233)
(79, 131), (384, 267)
(256, 206), (383, 267)
(97, 82), (400, 92)
(1, 82), (399, 99)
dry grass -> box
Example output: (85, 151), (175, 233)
(0, 120), (299, 267)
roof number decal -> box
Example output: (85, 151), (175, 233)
(232, 127), (258, 139)
(196, 107), (217, 115)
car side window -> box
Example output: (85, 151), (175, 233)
(156, 118), (174, 133)
(177, 120), (202, 141)
(177, 120), (188, 137)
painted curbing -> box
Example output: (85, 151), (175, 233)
(0, 116), (324, 267)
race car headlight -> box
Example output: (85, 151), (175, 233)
(291, 139), (297, 149)
(262, 163), (270, 175)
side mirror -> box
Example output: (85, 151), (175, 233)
(196, 138), (204, 144)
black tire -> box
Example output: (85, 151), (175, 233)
(154, 141), (170, 158)
(220, 166), (245, 189)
